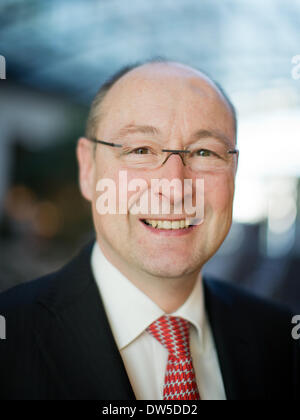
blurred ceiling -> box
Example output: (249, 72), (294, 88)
(1, 0), (300, 103)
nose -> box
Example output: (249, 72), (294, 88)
(162, 151), (186, 167)
(160, 151), (187, 179)
(155, 152), (189, 211)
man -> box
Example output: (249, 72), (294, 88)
(0, 60), (299, 400)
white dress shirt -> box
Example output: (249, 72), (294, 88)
(91, 242), (226, 400)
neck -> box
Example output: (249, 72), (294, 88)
(132, 273), (199, 314)
(97, 239), (200, 313)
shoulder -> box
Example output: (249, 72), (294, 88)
(204, 275), (291, 318)
(0, 272), (56, 313)
(204, 276), (295, 347)
(0, 242), (94, 317)
(204, 276), (300, 400)
(203, 275), (294, 339)
(204, 275), (292, 315)
(0, 242), (96, 398)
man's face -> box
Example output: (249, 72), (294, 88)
(78, 64), (237, 279)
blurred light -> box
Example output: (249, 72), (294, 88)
(233, 177), (267, 224)
(4, 186), (63, 239)
(33, 201), (63, 238)
(233, 106), (300, 224)
(4, 185), (37, 222)
(266, 177), (297, 256)
(268, 197), (297, 234)
(237, 108), (300, 178)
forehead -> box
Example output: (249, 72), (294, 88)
(97, 64), (235, 141)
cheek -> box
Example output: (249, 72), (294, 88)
(92, 162), (121, 232)
(203, 171), (235, 214)
(93, 163), (150, 219)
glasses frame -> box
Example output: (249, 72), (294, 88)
(87, 137), (238, 169)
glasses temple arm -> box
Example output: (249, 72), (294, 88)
(88, 138), (123, 148)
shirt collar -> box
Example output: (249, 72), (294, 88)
(91, 242), (205, 350)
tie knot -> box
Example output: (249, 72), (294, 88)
(147, 315), (191, 358)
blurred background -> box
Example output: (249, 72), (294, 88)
(0, 0), (300, 312)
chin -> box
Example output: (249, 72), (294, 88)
(139, 254), (200, 279)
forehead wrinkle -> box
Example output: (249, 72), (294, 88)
(116, 124), (161, 138)
(190, 129), (234, 149)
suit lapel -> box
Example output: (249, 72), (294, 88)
(33, 243), (267, 400)
(203, 277), (265, 400)
(35, 243), (136, 400)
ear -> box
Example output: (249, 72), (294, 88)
(76, 137), (95, 202)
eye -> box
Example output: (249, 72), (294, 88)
(194, 148), (215, 157)
(131, 147), (151, 155)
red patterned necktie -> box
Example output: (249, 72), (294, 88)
(147, 315), (200, 400)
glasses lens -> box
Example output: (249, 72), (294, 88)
(114, 139), (235, 171)
(119, 141), (162, 168)
(186, 141), (233, 171)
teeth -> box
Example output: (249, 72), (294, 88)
(144, 219), (191, 229)
(171, 221), (180, 229)
(162, 221), (172, 229)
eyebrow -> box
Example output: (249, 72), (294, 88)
(113, 124), (234, 148)
(114, 124), (161, 139)
(190, 129), (234, 149)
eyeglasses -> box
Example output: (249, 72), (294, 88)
(87, 137), (238, 172)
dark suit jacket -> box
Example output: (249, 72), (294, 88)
(0, 243), (299, 400)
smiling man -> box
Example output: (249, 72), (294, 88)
(0, 60), (299, 401)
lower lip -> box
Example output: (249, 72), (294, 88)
(140, 220), (199, 236)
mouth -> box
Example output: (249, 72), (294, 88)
(141, 218), (192, 229)
(140, 217), (200, 235)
